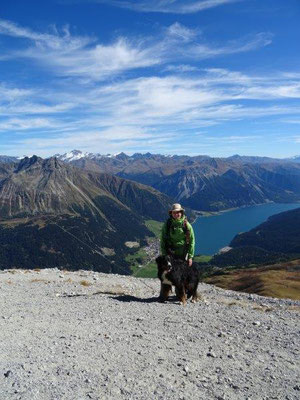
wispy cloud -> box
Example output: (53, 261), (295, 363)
(0, 19), (91, 49)
(0, 17), (298, 157)
(283, 119), (300, 124)
(0, 19), (158, 81)
(163, 64), (199, 73)
(6, 126), (176, 157)
(206, 135), (262, 142)
(0, 117), (56, 131)
(90, 0), (238, 14)
(0, 19), (271, 81)
(2, 68), (300, 149)
(0, 83), (34, 101)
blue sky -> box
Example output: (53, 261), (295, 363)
(1, 0), (300, 158)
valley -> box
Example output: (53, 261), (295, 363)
(1, 151), (300, 301)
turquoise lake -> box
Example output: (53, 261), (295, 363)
(192, 203), (300, 256)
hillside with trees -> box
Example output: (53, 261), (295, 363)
(0, 156), (173, 273)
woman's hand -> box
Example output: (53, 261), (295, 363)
(188, 258), (193, 267)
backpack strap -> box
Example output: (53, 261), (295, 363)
(182, 218), (191, 260)
(165, 217), (173, 255)
(182, 218), (190, 245)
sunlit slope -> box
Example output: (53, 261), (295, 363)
(205, 261), (300, 300)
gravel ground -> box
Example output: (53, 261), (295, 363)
(0, 268), (299, 400)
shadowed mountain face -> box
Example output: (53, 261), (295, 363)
(62, 152), (300, 211)
(0, 156), (171, 272)
(0, 155), (19, 164)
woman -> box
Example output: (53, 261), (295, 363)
(160, 203), (195, 267)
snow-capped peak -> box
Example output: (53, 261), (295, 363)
(57, 150), (92, 162)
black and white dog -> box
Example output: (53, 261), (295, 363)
(156, 255), (200, 305)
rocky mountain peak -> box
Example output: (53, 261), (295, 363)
(115, 152), (130, 160)
(15, 155), (43, 172)
(42, 156), (68, 171)
(14, 155), (67, 176)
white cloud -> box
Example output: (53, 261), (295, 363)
(206, 135), (262, 143)
(0, 83), (34, 101)
(283, 119), (300, 124)
(0, 19), (91, 50)
(180, 32), (273, 59)
(7, 126), (176, 157)
(0, 118), (57, 131)
(84, 72), (300, 128)
(166, 22), (198, 42)
(0, 19), (271, 81)
(243, 84), (300, 99)
(0, 19), (298, 157)
(163, 64), (199, 73)
(0, 19), (158, 81)
(92, 0), (238, 14)
(0, 101), (75, 116)
(2, 69), (300, 147)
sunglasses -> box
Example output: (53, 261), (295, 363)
(172, 211), (182, 214)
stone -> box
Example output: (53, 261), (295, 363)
(207, 352), (217, 358)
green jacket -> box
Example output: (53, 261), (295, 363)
(160, 216), (195, 259)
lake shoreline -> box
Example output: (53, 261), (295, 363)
(192, 200), (300, 220)
(192, 202), (300, 256)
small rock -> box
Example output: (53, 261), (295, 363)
(253, 321), (261, 326)
(207, 352), (217, 358)
(4, 370), (12, 378)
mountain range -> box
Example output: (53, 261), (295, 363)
(3, 150), (300, 212)
(0, 156), (171, 272)
(2, 150), (300, 275)
(53, 150), (300, 211)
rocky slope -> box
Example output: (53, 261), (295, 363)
(0, 268), (299, 400)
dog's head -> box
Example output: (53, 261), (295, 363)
(155, 255), (173, 274)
